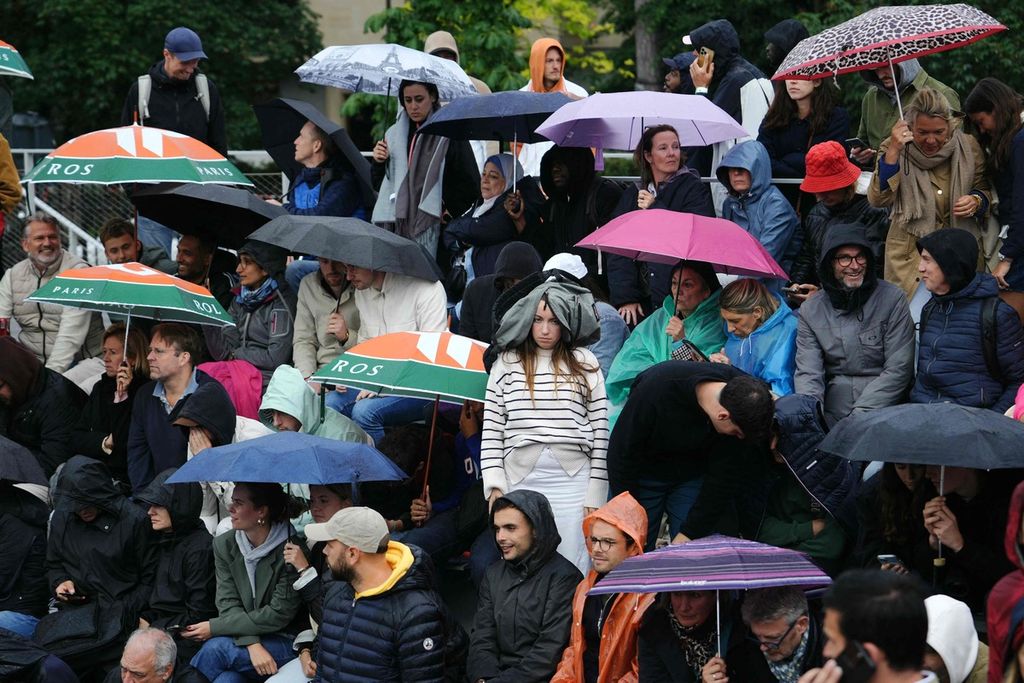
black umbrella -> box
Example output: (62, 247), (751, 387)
(249, 215), (443, 282)
(417, 91), (573, 143)
(252, 98), (375, 208)
(0, 435), (48, 486)
(129, 183), (287, 249)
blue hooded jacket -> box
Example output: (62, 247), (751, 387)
(717, 140), (801, 274)
(723, 291), (797, 396)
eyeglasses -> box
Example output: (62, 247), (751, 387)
(747, 619), (799, 651)
(833, 254), (868, 267)
(588, 537), (620, 551)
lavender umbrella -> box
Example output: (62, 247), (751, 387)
(589, 535), (831, 654)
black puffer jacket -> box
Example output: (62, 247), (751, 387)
(46, 456), (157, 618)
(70, 371), (149, 484)
(315, 541), (467, 682)
(789, 195), (889, 286)
(0, 484), (49, 617)
(136, 470), (216, 640)
(606, 170), (715, 310)
(467, 490), (583, 683)
(0, 338), (86, 477)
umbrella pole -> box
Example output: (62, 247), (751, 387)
(888, 51), (903, 115)
(319, 383), (327, 425)
(352, 476), (361, 506)
(716, 590), (722, 656)
(933, 465), (946, 586)
(421, 395), (441, 503)
(513, 131), (518, 194)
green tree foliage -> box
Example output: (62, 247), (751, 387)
(4, 0), (322, 147)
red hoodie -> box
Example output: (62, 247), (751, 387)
(988, 480), (1024, 682)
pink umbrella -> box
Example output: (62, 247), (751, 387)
(576, 209), (789, 280)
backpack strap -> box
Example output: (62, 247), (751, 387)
(136, 75), (152, 122)
(195, 73), (211, 121)
(982, 295), (1000, 380)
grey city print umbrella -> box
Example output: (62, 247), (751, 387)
(296, 43), (478, 102)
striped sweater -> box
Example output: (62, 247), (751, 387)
(481, 347), (610, 508)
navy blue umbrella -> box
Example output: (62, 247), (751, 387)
(165, 432), (407, 486)
(417, 90), (573, 143)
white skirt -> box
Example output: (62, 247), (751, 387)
(509, 446), (591, 575)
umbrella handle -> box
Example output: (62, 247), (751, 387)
(421, 395), (441, 502)
(716, 590), (722, 657)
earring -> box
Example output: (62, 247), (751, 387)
(257, 518), (265, 526)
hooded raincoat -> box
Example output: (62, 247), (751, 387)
(987, 480), (1024, 683)
(552, 492), (656, 683)
(718, 140), (801, 274)
(468, 490), (584, 683)
(0, 483), (49, 618)
(258, 365), (370, 443)
(722, 292), (797, 396)
(926, 595), (988, 683)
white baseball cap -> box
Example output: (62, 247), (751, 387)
(304, 506), (389, 553)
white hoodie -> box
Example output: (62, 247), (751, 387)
(925, 595), (980, 683)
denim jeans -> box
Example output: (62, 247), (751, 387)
(392, 508), (460, 564)
(343, 395), (429, 444)
(0, 610), (40, 638)
(629, 476), (704, 551)
(136, 215), (177, 256)
(468, 527), (501, 590)
(191, 634), (296, 683)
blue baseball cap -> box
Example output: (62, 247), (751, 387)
(663, 52), (696, 71)
(164, 27), (207, 61)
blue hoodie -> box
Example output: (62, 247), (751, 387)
(723, 291), (797, 396)
(717, 140), (801, 274)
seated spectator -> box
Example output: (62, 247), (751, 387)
(107, 626), (206, 683)
(272, 484), (351, 682)
(444, 153), (540, 279)
(467, 490), (582, 683)
(710, 278), (797, 397)
(71, 322), (150, 488)
(175, 233), (236, 310)
(608, 361), (775, 549)
(732, 586), (824, 683)
(912, 229), (1024, 412)
(853, 463), (928, 570)
(99, 218), (176, 273)
(638, 590), (746, 682)
(987, 480), (1024, 683)
(924, 595), (988, 683)
(186, 483), (304, 682)
(794, 224), (915, 426)
(458, 241), (542, 343)
(204, 240), (296, 391)
(911, 466), (1016, 614)
(551, 492), (655, 683)
(717, 140), (802, 274)
(788, 141), (889, 298)
(279, 120), (367, 219)
(126, 323), (221, 493)
(0, 478), (49, 627)
(259, 365), (370, 444)
(292, 257), (359, 413)
(606, 261), (726, 422)
(0, 456), (156, 676)
(0, 213), (104, 372)
(302, 506), (467, 681)
(135, 470), (216, 669)
(0, 337), (86, 477)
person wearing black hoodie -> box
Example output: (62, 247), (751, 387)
(468, 489), (583, 683)
(794, 223), (916, 426)
(763, 19), (809, 75)
(0, 475), (50, 625)
(457, 242), (543, 343)
(135, 469), (216, 665)
(912, 228), (1024, 412)
(0, 337), (86, 478)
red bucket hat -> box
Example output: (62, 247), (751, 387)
(800, 141), (861, 193)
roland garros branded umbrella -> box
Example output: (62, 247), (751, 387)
(312, 330), (489, 499)
(0, 40), (33, 80)
(773, 4), (1006, 112)
(589, 535), (832, 654)
(22, 124), (253, 186)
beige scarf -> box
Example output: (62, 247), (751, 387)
(891, 128), (976, 238)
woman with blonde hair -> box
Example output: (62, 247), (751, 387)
(709, 278), (797, 396)
(70, 321), (151, 488)
(868, 87), (991, 297)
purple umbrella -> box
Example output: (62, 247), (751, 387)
(589, 535), (831, 654)
(534, 91), (748, 154)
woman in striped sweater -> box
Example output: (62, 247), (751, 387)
(482, 278), (610, 573)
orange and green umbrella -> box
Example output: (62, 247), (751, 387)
(0, 40), (33, 80)
(26, 262), (234, 327)
(22, 124), (253, 186)
(311, 331), (489, 403)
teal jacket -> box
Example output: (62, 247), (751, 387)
(259, 365), (371, 444)
(723, 293), (797, 396)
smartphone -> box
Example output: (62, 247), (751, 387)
(835, 641), (877, 683)
(166, 624), (183, 635)
(846, 137), (869, 149)
(61, 592), (88, 604)
(877, 554), (903, 566)
(697, 47), (715, 69)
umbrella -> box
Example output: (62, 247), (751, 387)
(249, 215), (443, 282)
(534, 91), (748, 156)
(296, 43), (478, 103)
(22, 124), (253, 186)
(252, 97), (375, 206)
(773, 4), (1006, 112)
(0, 435), (48, 486)
(128, 183), (287, 249)
(576, 209), (789, 280)
(589, 535), (831, 654)
(817, 403), (1024, 570)
(0, 40), (33, 80)
(417, 91), (573, 143)
(312, 331), (489, 500)
(166, 431), (407, 487)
